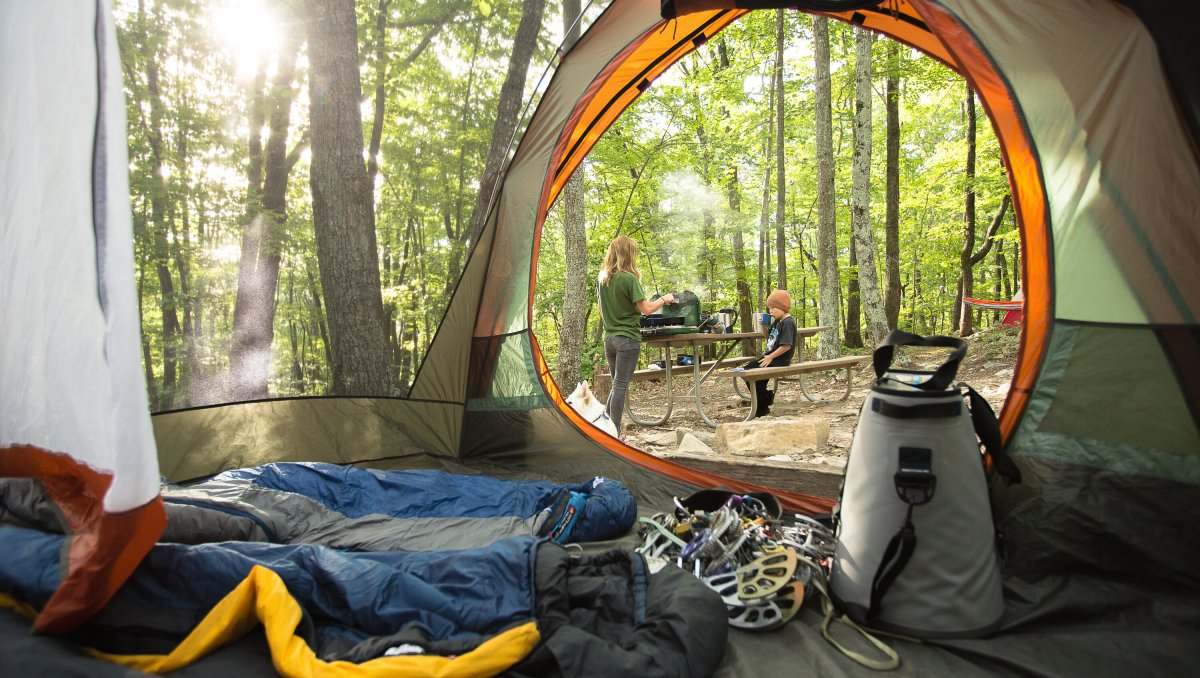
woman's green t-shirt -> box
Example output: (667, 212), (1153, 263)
(599, 271), (646, 341)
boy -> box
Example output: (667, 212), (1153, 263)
(750, 290), (797, 418)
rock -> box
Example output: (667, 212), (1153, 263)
(677, 432), (715, 456)
(765, 454), (792, 462)
(657, 450), (844, 499)
(715, 417), (830, 458)
(676, 426), (716, 446)
(647, 431), (678, 447)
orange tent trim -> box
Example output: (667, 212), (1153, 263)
(0, 445), (166, 633)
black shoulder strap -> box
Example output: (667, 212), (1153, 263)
(870, 507), (917, 617)
(872, 330), (967, 392)
(869, 446), (935, 617)
(961, 383), (1022, 485)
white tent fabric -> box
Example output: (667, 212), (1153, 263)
(0, 0), (159, 512)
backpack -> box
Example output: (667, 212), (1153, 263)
(830, 330), (1021, 638)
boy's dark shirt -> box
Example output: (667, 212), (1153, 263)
(764, 316), (797, 366)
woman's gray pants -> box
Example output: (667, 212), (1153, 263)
(604, 335), (641, 433)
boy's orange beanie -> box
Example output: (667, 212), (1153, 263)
(766, 290), (792, 312)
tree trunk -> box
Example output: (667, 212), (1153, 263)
(305, 0), (391, 396)
(994, 239), (1006, 323)
(229, 13), (303, 400)
(1012, 238), (1021, 300)
(137, 255), (159, 406)
(813, 17), (841, 359)
(726, 166), (755, 355)
(173, 126), (198, 405)
(884, 40), (902, 330)
(850, 28), (889, 347)
(774, 9), (787, 290)
(701, 217), (714, 308)
(448, 21), (484, 292)
(304, 263), (333, 377)
(938, 271), (947, 334)
(287, 273), (305, 393)
(139, 0), (179, 409)
(417, 215), (430, 356)
(958, 86), (977, 336)
(707, 40), (753, 351)
(845, 245), (862, 348)
(392, 216), (416, 386)
(971, 195), (1011, 302)
(912, 263), (923, 333)
(999, 238), (1011, 300)
(753, 83), (772, 326)
(557, 0), (587, 389)
(468, 0), (547, 244)
(558, 178), (587, 386)
(366, 0), (389, 189)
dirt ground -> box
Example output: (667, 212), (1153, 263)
(620, 324), (1022, 468)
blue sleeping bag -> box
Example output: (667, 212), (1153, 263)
(163, 463), (637, 548)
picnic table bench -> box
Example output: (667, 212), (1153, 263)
(597, 327), (840, 429)
(713, 354), (872, 422)
(593, 359), (727, 399)
(592, 332), (770, 428)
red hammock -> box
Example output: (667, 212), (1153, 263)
(963, 296), (1023, 325)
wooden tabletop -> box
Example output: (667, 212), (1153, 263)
(641, 331), (764, 347)
(791, 325), (831, 337)
(642, 326), (830, 347)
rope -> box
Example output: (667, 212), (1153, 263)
(805, 563), (903, 671)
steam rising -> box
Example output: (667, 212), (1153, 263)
(643, 169), (747, 307)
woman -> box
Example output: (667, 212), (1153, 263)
(597, 236), (675, 435)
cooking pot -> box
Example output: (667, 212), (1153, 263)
(716, 308), (736, 333)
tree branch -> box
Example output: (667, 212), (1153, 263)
(969, 193), (1011, 265)
(395, 18), (446, 75)
(284, 130), (310, 174)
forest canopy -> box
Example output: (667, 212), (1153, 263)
(118, 0), (1013, 412)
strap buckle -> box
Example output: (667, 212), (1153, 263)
(894, 446), (936, 505)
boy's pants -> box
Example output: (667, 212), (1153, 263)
(746, 356), (788, 417)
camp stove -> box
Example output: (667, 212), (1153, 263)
(641, 290), (702, 336)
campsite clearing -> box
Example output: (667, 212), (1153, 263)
(622, 324), (1022, 493)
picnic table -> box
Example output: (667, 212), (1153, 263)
(626, 326), (832, 428)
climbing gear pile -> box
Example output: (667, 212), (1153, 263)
(635, 491), (834, 633)
(637, 491), (903, 669)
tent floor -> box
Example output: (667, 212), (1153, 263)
(4, 528), (1198, 677)
(0, 606), (277, 677)
(719, 572), (1200, 676)
(613, 525), (1200, 677)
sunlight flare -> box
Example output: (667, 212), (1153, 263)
(209, 0), (282, 80)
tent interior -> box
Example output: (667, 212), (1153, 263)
(2, 0), (1199, 676)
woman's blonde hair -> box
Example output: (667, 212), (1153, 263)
(600, 235), (641, 285)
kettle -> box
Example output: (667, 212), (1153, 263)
(716, 308), (736, 334)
